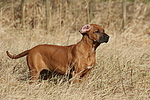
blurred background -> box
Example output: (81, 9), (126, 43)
(0, 0), (149, 34)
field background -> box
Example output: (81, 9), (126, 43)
(0, 0), (150, 100)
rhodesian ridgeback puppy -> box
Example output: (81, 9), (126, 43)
(6, 24), (109, 83)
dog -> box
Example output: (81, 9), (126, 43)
(6, 24), (109, 83)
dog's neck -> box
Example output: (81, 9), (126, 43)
(78, 35), (100, 51)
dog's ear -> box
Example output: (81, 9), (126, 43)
(79, 24), (91, 34)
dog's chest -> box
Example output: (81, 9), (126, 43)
(75, 51), (96, 67)
(85, 51), (96, 66)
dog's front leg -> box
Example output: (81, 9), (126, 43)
(71, 71), (81, 83)
(71, 67), (92, 83)
(79, 66), (92, 82)
(80, 71), (90, 82)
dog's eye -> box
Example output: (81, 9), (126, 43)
(94, 30), (100, 34)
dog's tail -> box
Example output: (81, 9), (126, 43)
(6, 50), (30, 59)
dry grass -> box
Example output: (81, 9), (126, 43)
(0, 0), (150, 100)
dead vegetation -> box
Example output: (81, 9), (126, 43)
(0, 0), (150, 100)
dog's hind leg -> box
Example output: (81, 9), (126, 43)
(29, 69), (39, 84)
(27, 53), (49, 84)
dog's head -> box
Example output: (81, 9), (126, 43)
(79, 24), (109, 44)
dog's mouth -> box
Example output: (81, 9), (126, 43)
(97, 33), (109, 43)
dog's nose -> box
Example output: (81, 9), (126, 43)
(103, 34), (109, 43)
(98, 33), (109, 43)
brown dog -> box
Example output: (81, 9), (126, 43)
(6, 24), (109, 83)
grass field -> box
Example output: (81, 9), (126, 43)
(0, 0), (150, 100)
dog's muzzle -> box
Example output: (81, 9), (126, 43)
(99, 33), (109, 43)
